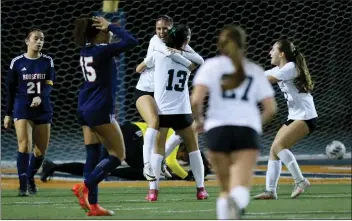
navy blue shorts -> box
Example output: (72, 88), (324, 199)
(77, 110), (116, 127)
(13, 108), (53, 125)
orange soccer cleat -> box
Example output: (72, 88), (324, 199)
(72, 183), (90, 211)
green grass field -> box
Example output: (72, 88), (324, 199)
(1, 184), (351, 219)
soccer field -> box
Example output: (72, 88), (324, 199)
(1, 180), (351, 220)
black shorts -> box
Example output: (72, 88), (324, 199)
(134, 89), (154, 103)
(205, 126), (261, 153)
(159, 114), (193, 131)
(284, 118), (317, 134)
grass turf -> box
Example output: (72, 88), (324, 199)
(1, 184), (351, 219)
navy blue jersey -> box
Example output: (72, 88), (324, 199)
(5, 53), (55, 117)
(78, 24), (138, 116)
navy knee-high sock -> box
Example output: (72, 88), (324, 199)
(84, 144), (101, 204)
(27, 153), (44, 181)
(85, 155), (121, 204)
(17, 152), (30, 190)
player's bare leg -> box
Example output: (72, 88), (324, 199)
(29, 123), (51, 194)
(208, 151), (231, 219)
(14, 119), (34, 196)
(136, 95), (159, 181)
(227, 149), (259, 219)
(177, 125), (208, 199)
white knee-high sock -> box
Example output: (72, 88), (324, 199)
(277, 149), (304, 183)
(188, 150), (204, 188)
(229, 186), (250, 210)
(143, 128), (158, 165)
(150, 153), (163, 189)
(216, 197), (229, 219)
(265, 160), (282, 193)
(165, 133), (183, 159)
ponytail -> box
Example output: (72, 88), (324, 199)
(218, 25), (246, 90)
(295, 51), (314, 92)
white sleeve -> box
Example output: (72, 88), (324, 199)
(265, 62), (296, 81)
(255, 69), (275, 102)
(153, 43), (192, 67)
(146, 35), (161, 57)
(144, 52), (156, 68)
(193, 60), (213, 88)
(183, 44), (204, 65)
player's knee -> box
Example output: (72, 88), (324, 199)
(18, 139), (31, 153)
(33, 147), (46, 157)
(271, 142), (285, 155)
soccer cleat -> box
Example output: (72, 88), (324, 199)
(160, 160), (172, 179)
(291, 178), (311, 199)
(253, 190), (278, 200)
(18, 188), (28, 197)
(40, 159), (55, 182)
(196, 187), (208, 200)
(143, 163), (156, 181)
(28, 178), (38, 194)
(87, 204), (114, 216)
(228, 196), (242, 219)
(145, 189), (158, 201)
(72, 183), (90, 211)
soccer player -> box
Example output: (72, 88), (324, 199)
(135, 15), (204, 181)
(137, 24), (208, 201)
(191, 25), (277, 219)
(253, 39), (318, 200)
(40, 122), (211, 182)
(3, 28), (55, 197)
(71, 16), (138, 216)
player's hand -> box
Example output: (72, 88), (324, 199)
(4, 116), (12, 129)
(92, 16), (111, 32)
(188, 63), (197, 72)
(167, 47), (181, 54)
(30, 96), (42, 107)
(193, 117), (204, 133)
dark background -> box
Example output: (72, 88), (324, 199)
(1, 0), (351, 162)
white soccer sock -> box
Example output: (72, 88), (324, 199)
(216, 197), (229, 219)
(188, 150), (204, 188)
(149, 181), (158, 190)
(150, 153), (163, 190)
(277, 149), (304, 183)
(229, 186), (250, 210)
(165, 133), (183, 159)
(265, 160), (282, 193)
(143, 128), (158, 165)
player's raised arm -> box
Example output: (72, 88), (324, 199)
(92, 16), (138, 55)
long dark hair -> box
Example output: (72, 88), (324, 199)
(276, 39), (314, 92)
(73, 17), (100, 47)
(218, 25), (246, 90)
(165, 24), (189, 50)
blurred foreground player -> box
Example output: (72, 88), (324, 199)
(40, 122), (211, 182)
(4, 28), (55, 196)
(72, 16), (138, 216)
(191, 25), (277, 219)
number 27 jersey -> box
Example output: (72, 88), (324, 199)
(145, 51), (191, 115)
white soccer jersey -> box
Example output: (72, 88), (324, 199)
(145, 51), (192, 115)
(193, 55), (275, 134)
(136, 35), (203, 92)
(265, 62), (318, 120)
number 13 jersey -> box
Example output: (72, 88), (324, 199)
(193, 55), (274, 134)
(145, 51), (192, 115)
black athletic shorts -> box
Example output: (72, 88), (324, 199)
(159, 114), (193, 131)
(284, 118), (317, 134)
(134, 89), (154, 103)
(205, 126), (261, 153)
(120, 123), (144, 169)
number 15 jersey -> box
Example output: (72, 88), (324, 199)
(145, 51), (191, 115)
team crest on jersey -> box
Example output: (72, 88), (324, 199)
(21, 67), (27, 72)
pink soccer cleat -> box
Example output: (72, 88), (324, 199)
(145, 189), (158, 202)
(196, 187), (208, 200)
